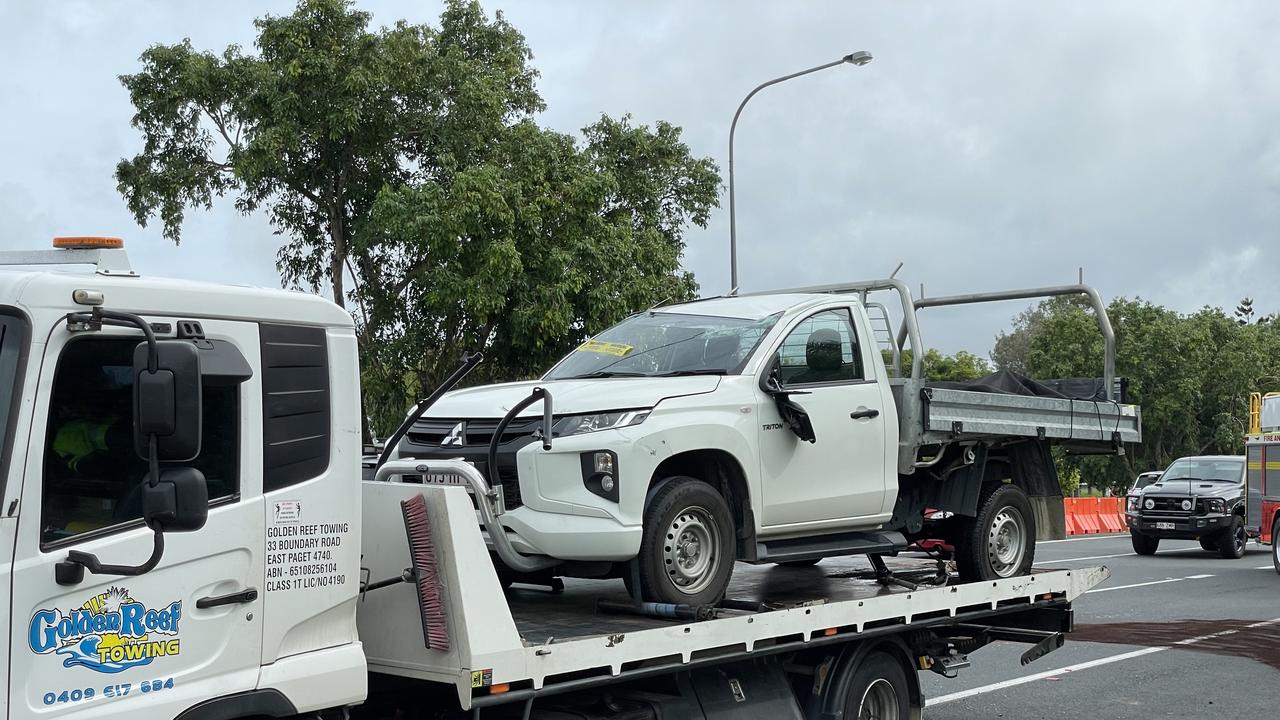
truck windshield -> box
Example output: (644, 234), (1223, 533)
(0, 309), (28, 494)
(544, 312), (781, 380)
(1160, 458), (1243, 483)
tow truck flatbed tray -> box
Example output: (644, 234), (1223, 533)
(359, 484), (1108, 710)
(507, 555), (983, 644)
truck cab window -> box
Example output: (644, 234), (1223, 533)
(0, 310), (27, 495)
(41, 337), (240, 547)
(778, 309), (864, 385)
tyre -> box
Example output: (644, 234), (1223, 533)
(777, 558), (822, 568)
(637, 477), (736, 605)
(1130, 530), (1159, 555)
(1272, 517), (1280, 575)
(1218, 516), (1246, 559)
(840, 650), (912, 720)
(1198, 537), (1219, 552)
(954, 483), (1036, 581)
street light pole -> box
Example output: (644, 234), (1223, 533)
(727, 51), (872, 294)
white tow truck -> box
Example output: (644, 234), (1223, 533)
(0, 240), (1111, 719)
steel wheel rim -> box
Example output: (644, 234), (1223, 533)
(857, 678), (899, 720)
(664, 505), (721, 595)
(988, 506), (1026, 577)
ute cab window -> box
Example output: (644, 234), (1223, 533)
(41, 337), (239, 546)
(777, 309), (864, 385)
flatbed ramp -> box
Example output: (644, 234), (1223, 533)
(358, 484), (1108, 711)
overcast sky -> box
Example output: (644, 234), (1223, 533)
(3, 1), (1278, 360)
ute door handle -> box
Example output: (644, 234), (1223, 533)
(196, 587), (259, 609)
(850, 408), (880, 420)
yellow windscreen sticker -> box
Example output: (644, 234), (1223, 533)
(577, 339), (634, 357)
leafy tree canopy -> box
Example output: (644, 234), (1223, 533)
(994, 296), (1280, 494)
(116, 0), (719, 435)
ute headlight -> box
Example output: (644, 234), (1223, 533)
(1127, 496), (1139, 512)
(1203, 498), (1226, 514)
(555, 409), (651, 437)
(1144, 498), (1155, 510)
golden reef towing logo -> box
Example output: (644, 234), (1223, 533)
(28, 587), (181, 673)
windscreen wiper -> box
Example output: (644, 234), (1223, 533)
(567, 370), (648, 379)
(658, 369), (728, 377)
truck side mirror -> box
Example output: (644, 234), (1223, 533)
(143, 467), (209, 532)
(133, 340), (202, 461)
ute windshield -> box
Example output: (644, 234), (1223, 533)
(1159, 458), (1244, 483)
(544, 311), (780, 380)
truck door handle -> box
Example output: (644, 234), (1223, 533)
(196, 587), (258, 609)
(850, 408), (880, 420)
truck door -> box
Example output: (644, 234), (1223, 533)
(757, 307), (889, 527)
(9, 319), (264, 718)
(1247, 444), (1263, 533)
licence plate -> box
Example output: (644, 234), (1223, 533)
(424, 472), (469, 488)
(1155, 522), (1175, 530)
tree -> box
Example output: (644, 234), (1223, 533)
(997, 295), (1280, 495)
(891, 348), (992, 382)
(116, 0), (719, 435)
(1236, 297), (1255, 325)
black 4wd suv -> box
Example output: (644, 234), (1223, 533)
(1125, 455), (1249, 559)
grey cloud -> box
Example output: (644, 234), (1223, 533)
(4, 1), (1279, 360)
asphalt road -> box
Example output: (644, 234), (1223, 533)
(920, 532), (1280, 718)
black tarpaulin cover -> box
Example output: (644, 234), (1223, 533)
(930, 369), (1119, 402)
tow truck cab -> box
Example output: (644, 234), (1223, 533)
(0, 240), (365, 718)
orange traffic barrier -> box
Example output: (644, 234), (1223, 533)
(1061, 496), (1127, 535)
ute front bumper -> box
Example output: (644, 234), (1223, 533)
(1125, 511), (1232, 539)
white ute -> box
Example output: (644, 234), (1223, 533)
(389, 280), (1141, 604)
(0, 240), (1115, 719)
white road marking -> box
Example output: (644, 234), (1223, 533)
(1034, 551), (1153, 565)
(1040, 534), (1128, 544)
(1256, 565), (1274, 570)
(1085, 574), (1213, 594)
(927, 616), (1280, 706)
(926, 647), (1164, 705)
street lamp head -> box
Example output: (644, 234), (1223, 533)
(843, 51), (873, 66)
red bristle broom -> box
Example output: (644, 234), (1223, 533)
(400, 493), (450, 651)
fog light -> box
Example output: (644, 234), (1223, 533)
(593, 452), (614, 475)
(600, 475), (615, 493)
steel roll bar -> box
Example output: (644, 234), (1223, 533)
(374, 458), (559, 573)
(893, 284), (1116, 402)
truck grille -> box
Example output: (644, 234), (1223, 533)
(399, 417), (541, 510)
(406, 417), (545, 447)
(1142, 497), (1192, 517)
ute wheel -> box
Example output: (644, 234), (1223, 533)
(1130, 530), (1160, 555)
(955, 483), (1036, 581)
(637, 477), (736, 605)
(1198, 537), (1219, 552)
(840, 650), (912, 720)
(777, 558), (822, 568)
(1272, 517), (1280, 575)
(1218, 516), (1247, 559)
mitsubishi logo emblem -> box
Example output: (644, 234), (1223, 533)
(441, 422), (465, 447)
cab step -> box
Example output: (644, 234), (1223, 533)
(753, 530), (909, 564)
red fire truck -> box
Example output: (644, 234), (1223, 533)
(1247, 392), (1280, 574)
